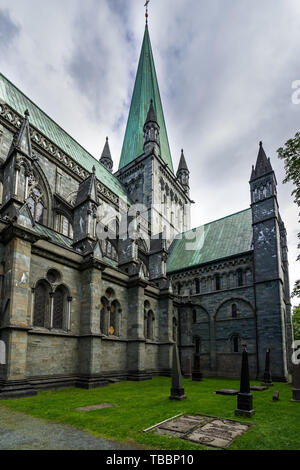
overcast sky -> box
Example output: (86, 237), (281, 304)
(0, 0), (299, 304)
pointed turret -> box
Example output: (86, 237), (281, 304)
(73, 169), (99, 253)
(0, 110), (35, 220)
(143, 99), (160, 155)
(119, 24), (174, 172)
(176, 149), (190, 193)
(250, 141), (273, 181)
(100, 137), (113, 173)
(8, 109), (32, 159)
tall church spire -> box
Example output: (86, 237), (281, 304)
(250, 141), (273, 181)
(119, 24), (174, 173)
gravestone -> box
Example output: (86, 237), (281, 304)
(192, 353), (203, 382)
(169, 344), (186, 400)
(145, 414), (252, 449)
(272, 391), (279, 402)
(261, 349), (273, 387)
(292, 364), (300, 402)
(235, 347), (255, 417)
(216, 389), (239, 396)
(250, 385), (267, 392)
(76, 403), (118, 411)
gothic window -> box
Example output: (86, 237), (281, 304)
(237, 269), (243, 287)
(100, 297), (109, 335)
(195, 278), (200, 294)
(215, 274), (221, 291)
(110, 300), (122, 336)
(231, 334), (240, 353)
(103, 240), (118, 261)
(53, 286), (67, 330)
(56, 214), (73, 238)
(27, 186), (44, 223)
(146, 311), (155, 340)
(33, 281), (50, 327)
(232, 304), (238, 318)
(177, 282), (182, 295)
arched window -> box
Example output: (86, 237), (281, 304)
(53, 285), (67, 330)
(27, 185), (45, 224)
(103, 240), (118, 261)
(177, 282), (181, 295)
(146, 311), (155, 340)
(173, 317), (178, 342)
(232, 303), (238, 318)
(56, 214), (73, 238)
(33, 281), (50, 327)
(100, 297), (109, 335)
(215, 274), (221, 291)
(110, 300), (122, 336)
(237, 269), (243, 287)
(195, 278), (200, 294)
(231, 334), (240, 353)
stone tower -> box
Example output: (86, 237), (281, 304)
(115, 23), (192, 244)
(250, 141), (291, 381)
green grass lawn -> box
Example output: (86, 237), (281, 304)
(1, 377), (299, 450)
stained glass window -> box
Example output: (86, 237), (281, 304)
(33, 282), (48, 327)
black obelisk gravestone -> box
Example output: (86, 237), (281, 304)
(192, 352), (203, 381)
(169, 344), (186, 400)
(292, 363), (300, 402)
(235, 347), (255, 417)
(261, 348), (273, 387)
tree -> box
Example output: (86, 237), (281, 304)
(292, 305), (300, 341)
(278, 133), (300, 297)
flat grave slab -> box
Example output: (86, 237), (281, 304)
(144, 414), (252, 449)
(215, 389), (239, 396)
(76, 403), (119, 412)
(250, 386), (268, 392)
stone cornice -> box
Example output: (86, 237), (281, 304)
(0, 223), (44, 245)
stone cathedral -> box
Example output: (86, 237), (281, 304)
(0, 23), (293, 398)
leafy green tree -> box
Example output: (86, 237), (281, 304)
(292, 305), (300, 341)
(278, 134), (300, 297)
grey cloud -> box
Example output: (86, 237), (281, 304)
(0, 9), (20, 48)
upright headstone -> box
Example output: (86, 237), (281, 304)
(261, 349), (273, 386)
(169, 344), (186, 400)
(235, 347), (255, 417)
(292, 364), (300, 402)
(192, 353), (203, 382)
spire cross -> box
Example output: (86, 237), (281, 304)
(144, 0), (150, 23)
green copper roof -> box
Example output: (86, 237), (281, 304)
(0, 73), (128, 201)
(167, 208), (253, 273)
(119, 25), (174, 172)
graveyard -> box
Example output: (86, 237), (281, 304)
(0, 374), (299, 450)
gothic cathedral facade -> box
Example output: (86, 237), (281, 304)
(0, 24), (292, 398)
